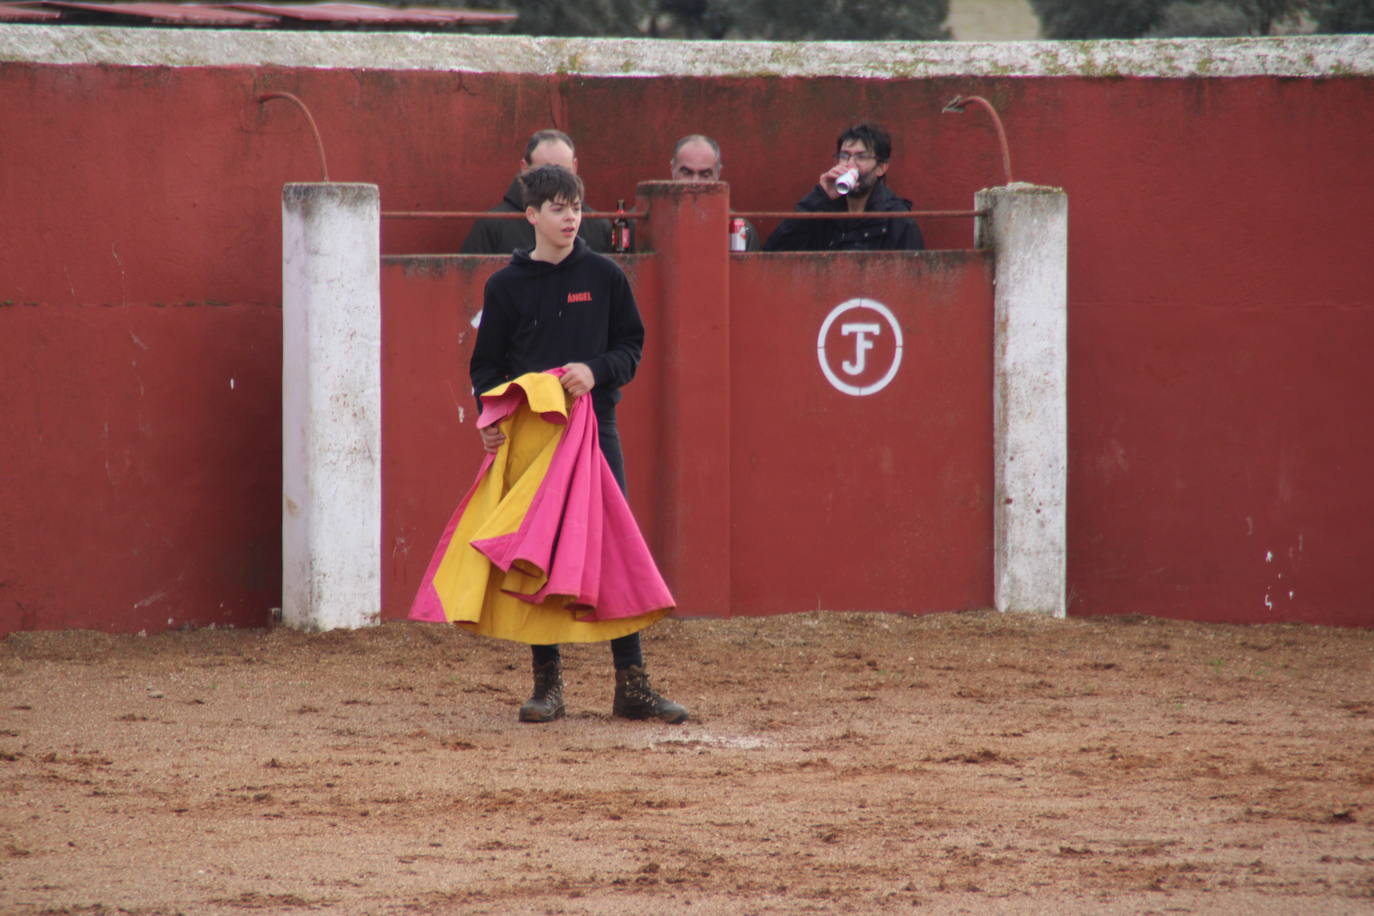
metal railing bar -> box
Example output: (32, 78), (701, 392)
(381, 209), (984, 221)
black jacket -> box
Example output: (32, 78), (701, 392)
(763, 181), (924, 252)
(469, 238), (643, 421)
(460, 177), (614, 255)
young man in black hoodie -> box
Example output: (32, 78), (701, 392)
(763, 122), (924, 252)
(468, 164), (687, 725)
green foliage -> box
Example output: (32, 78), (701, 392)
(461, 0), (950, 40)
(1243, 0), (1310, 32)
(1148, 1), (1259, 35)
(1311, 0), (1374, 31)
(1027, 0), (1167, 38)
(651, 0), (734, 38)
(715, 0), (951, 41)
(433, 0), (1374, 37)
(1029, 0), (1371, 37)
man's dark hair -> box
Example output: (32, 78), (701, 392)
(520, 164), (584, 210)
(523, 128), (576, 164)
(835, 122), (893, 163)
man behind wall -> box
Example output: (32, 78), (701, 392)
(460, 129), (613, 255)
(763, 122), (924, 252)
(669, 134), (760, 252)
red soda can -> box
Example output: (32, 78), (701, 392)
(729, 217), (748, 252)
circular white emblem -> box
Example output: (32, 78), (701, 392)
(816, 298), (904, 396)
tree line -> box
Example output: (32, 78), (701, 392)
(457, 0), (950, 40)
(1028, 0), (1371, 37)
(446, 0), (1370, 39)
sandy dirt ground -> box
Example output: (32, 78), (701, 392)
(3, 610), (1373, 915)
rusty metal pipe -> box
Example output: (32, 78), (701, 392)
(381, 210), (535, 220)
(942, 95), (1013, 186)
(733, 209), (985, 220)
(380, 209), (983, 221)
(257, 92), (330, 182)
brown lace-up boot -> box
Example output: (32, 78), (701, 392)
(613, 665), (688, 724)
(518, 659), (565, 723)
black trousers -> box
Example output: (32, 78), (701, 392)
(532, 411), (643, 670)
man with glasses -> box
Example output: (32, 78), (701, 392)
(763, 122), (924, 252)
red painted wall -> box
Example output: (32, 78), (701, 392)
(378, 245), (991, 622)
(3, 57), (1372, 632)
(377, 185), (992, 622)
(0, 302), (280, 633)
(727, 251), (994, 616)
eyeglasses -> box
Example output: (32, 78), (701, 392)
(834, 151), (877, 164)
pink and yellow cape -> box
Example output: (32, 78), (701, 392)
(409, 370), (674, 644)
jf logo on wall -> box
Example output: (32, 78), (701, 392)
(816, 297), (904, 396)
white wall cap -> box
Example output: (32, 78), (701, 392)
(2, 26), (1372, 79)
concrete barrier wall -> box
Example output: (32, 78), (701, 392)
(0, 302), (281, 633)
(3, 29), (1372, 631)
(378, 187), (995, 623)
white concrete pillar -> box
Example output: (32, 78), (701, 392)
(281, 183), (381, 630)
(976, 184), (1068, 617)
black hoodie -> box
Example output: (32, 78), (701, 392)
(469, 238), (644, 421)
(459, 177), (614, 255)
(763, 180), (924, 252)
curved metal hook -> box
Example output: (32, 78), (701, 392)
(943, 95), (1013, 186)
(257, 92), (330, 182)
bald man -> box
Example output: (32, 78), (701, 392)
(461, 129), (613, 255)
(669, 134), (760, 252)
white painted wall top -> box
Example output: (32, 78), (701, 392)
(2, 26), (1372, 78)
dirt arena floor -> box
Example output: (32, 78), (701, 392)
(3, 610), (1373, 915)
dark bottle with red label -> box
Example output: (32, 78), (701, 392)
(611, 199), (634, 253)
